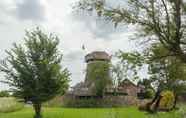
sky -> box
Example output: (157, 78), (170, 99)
(0, 0), (142, 90)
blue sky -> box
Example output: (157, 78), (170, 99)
(0, 0), (141, 90)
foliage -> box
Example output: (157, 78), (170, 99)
(146, 44), (186, 96)
(111, 51), (144, 87)
(0, 97), (24, 113)
(138, 79), (153, 90)
(110, 43), (186, 112)
(44, 96), (63, 107)
(142, 43), (186, 111)
(77, 0), (186, 64)
(63, 98), (112, 108)
(63, 95), (138, 108)
(159, 91), (175, 110)
(86, 61), (112, 96)
(144, 89), (155, 99)
(0, 28), (70, 118)
(0, 91), (10, 97)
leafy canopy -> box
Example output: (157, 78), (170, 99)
(0, 27), (70, 106)
(111, 51), (144, 86)
(77, 0), (186, 63)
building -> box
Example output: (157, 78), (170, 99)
(117, 79), (145, 97)
(68, 51), (144, 99)
(70, 51), (111, 98)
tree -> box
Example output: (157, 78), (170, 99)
(146, 43), (186, 110)
(137, 79), (153, 90)
(0, 28), (70, 118)
(111, 51), (144, 86)
(137, 79), (155, 99)
(112, 44), (186, 111)
(77, 0), (186, 63)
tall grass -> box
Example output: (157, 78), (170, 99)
(0, 97), (24, 113)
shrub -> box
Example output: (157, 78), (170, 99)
(138, 103), (148, 111)
(138, 99), (152, 111)
(44, 96), (63, 107)
(0, 91), (10, 97)
(159, 90), (175, 111)
(144, 89), (155, 99)
(63, 98), (112, 108)
(0, 97), (24, 113)
(63, 95), (139, 108)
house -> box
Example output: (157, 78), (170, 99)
(69, 79), (144, 99)
(116, 79), (145, 97)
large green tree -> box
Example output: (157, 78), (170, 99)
(112, 44), (186, 111)
(111, 51), (144, 87)
(0, 28), (70, 118)
(146, 43), (186, 110)
(77, 0), (186, 63)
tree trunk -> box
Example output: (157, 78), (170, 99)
(153, 95), (162, 112)
(173, 95), (178, 109)
(147, 89), (161, 113)
(33, 103), (42, 118)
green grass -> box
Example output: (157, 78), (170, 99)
(0, 106), (185, 118)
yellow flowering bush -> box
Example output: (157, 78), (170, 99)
(159, 91), (175, 110)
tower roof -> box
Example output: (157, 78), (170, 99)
(85, 51), (111, 63)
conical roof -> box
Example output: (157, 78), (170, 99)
(85, 51), (111, 63)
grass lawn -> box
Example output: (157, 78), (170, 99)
(0, 106), (185, 118)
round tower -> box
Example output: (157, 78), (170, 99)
(84, 51), (112, 96)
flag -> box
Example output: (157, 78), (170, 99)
(82, 45), (85, 50)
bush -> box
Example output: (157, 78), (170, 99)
(63, 95), (139, 108)
(44, 96), (63, 107)
(159, 91), (175, 110)
(63, 98), (112, 108)
(0, 97), (24, 113)
(0, 91), (10, 97)
(144, 89), (155, 99)
(138, 99), (152, 111)
(138, 103), (149, 111)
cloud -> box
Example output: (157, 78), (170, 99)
(15, 0), (46, 21)
(65, 50), (85, 61)
(63, 50), (87, 86)
(71, 11), (130, 40)
(71, 0), (133, 41)
(0, 0), (140, 90)
(0, 1), (16, 25)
